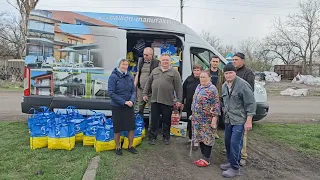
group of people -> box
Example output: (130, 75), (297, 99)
(107, 47), (256, 178)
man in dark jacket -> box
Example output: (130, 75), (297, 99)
(232, 52), (255, 166)
(134, 47), (159, 130)
(210, 55), (225, 139)
(182, 64), (202, 140)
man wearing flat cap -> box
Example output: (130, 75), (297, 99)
(219, 64), (256, 178)
(232, 52), (255, 166)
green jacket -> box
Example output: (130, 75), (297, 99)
(210, 68), (225, 97)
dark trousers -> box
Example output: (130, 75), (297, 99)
(200, 142), (212, 161)
(149, 102), (172, 140)
(224, 123), (245, 170)
(186, 110), (192, 139)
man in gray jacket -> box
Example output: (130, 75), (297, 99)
(143, 53), (183, 145)
(219, 64), (256, 178)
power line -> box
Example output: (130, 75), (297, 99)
(185, 6), (287, 16)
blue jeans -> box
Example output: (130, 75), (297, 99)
(224, 123), (245, 170)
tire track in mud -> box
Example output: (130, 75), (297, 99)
(247, 135), (320, 180)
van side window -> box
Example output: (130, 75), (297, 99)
(190, 47), (214, 70)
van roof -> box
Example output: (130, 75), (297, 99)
(32, 9), (197, 35)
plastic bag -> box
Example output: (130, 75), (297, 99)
(95, 118), (116, 152)
(171, 104), (181, 125)
(65, 106), (86, 143)
(29, 113), (48, 149)
(47, 114), (76, 151)
(28, 107), (54, 149)
(122, 114), (144, 149)
(83, 111), (103, 146)
(135, 114), (146, 138)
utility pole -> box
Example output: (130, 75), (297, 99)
(180, 0), (184, 23)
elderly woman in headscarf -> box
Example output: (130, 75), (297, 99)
(108, 59), (137, 156)
(191, 70), (220, 167)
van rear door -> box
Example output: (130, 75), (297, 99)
(22, 26), (127, 114)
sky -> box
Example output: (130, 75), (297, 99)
(0, 0), (300, 46)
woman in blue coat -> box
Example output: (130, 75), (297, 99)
(108, 59), (137, 155)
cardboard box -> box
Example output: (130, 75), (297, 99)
(170, 121), (188, 137)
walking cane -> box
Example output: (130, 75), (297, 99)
(189, 115), (193, 157)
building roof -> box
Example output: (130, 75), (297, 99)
(54, 25), (86, 40)
(50, 10), (116, 27)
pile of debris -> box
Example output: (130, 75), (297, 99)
(292, 74), (320, 86)
(280, 87), (309, 97)
(263, 71), (281, 82)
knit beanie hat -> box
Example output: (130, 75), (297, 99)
(223, 64), (237, 72)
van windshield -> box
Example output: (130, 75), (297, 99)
(190, 47), (214, 70)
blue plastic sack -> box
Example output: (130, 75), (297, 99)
(47, 114), (76, 151)
(95, 118), (116, 152)
(83, 111), (105, 146)
(29, 107), (54, 149)
(65, 106), (86, 142)
(122, 114), (145, 149)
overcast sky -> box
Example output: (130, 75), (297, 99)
(0, 0), (300, 46)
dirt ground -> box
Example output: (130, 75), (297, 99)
(1, 90), (320, 180)
(121, 134), (320, 180)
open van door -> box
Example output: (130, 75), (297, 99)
(88, 27), (127, 71)
(22, 26), (128, 115)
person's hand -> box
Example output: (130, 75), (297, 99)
(245, 116), (253, 131)
(128, 101), (134, 107)
(125, 101), (133, 107)
(143, 96), (148, 102)
(244, 121), (252, 131)
(211, 116), (217, 129)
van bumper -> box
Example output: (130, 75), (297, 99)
(253, 102), (269, 121)
(21, 96), (112, 114)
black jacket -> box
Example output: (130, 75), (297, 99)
(236, 65), (255, 92)
(182, 74), (200, 111)
(137, 58), (159, 89)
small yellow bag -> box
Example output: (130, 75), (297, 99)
(30, 136), (48, 149)
(48, 137), (75, 151)
(95, 140), (116, 152)
(142, 129), (146, 138)
(83, 136), (96, 146)
(122, 137), (142, 149)
(75, 132), (84, 143)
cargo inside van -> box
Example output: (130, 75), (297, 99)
(126, 32), (184, 76)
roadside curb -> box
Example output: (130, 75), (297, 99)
(82, 156), (100, 180)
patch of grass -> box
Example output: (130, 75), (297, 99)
(0, 121), (151, 180)
(96, 139), (153, 180)
(252, 123), (320, 156)
(0, 121), (97, 180)
(0, 81), (24, 91)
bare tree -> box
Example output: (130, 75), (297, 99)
(220, 45), (237, 57)
(200, 30), (223, 52)
(6, 0), (40, 36)
(238, 38), (273, 71)
(0, 13), (25, 59)
(264, 0), (320, 73)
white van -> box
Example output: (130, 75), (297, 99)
(22, 9), (269, 121)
